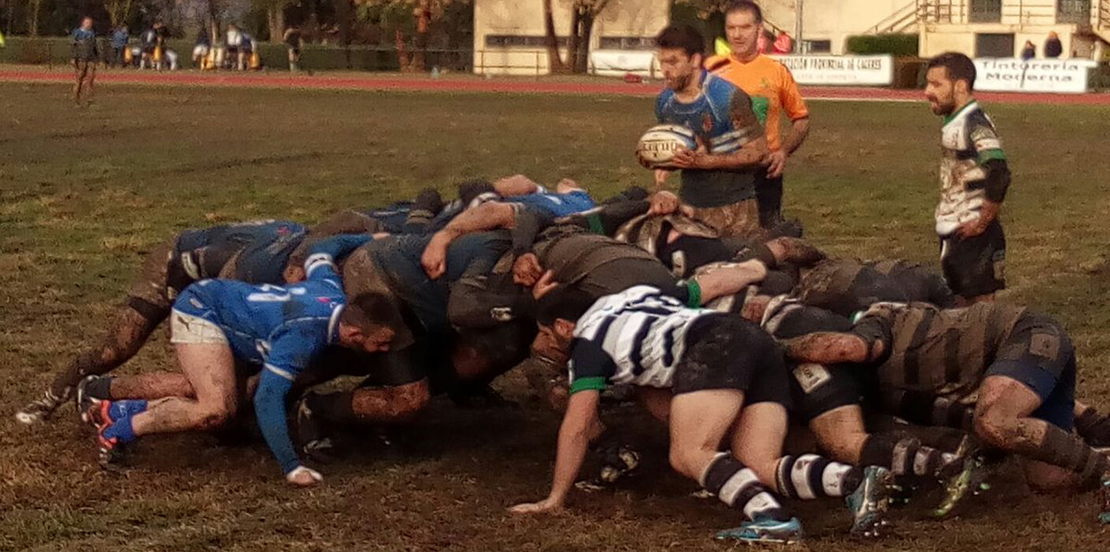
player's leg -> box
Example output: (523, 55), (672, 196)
(84, 63), (96, 104)
(16, 241), (177, 423)
(735, 353), (892, 537)
(669, 388), (800, 543)
(975, 372), (1106, 491)
(87, 312), (238, 463)
(941, 219), (1005, 305)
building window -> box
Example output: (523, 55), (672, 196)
(1058, 0), (1091, 24)
(598, 36), (656, 50)
(969, 0), (1002, 23)
(976, 33), (1015, 57)
(805, 40), (832, 53)
(485, 35), (567, 48)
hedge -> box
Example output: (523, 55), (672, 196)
(845, 34), (919, 57)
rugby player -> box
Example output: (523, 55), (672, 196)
(71, 17), (98, 107)
(925, 53), (1012, 304)
(81, 235), (400, 486)
(646, 25), (769, 239)
(16, 220), (306, 424)
(777, 302), (1110, 497)
(509, 286), (893, 543)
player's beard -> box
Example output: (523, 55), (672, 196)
(666, 71), (693, 92)
(928, 94), (956, 116)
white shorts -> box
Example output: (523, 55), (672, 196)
(170, 310), (228, 345)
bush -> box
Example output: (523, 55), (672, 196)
(845, 34), (919, 57)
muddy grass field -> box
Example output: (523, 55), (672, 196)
(1, 82), (1109, 551)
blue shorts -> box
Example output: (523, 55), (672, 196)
(985, 311), (1076, 430)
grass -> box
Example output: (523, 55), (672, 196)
(2, 82), (1110, 551)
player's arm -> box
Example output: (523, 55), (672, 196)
(777, 315), (891, 365)
(493, 174), (542, 197)
(254, 327), (325, 486)
(304, 234), (375, 285)
(509, 389), (601, 514)
(768, 68), (811, 178)
(422, 202), (519, 279)
(960, 121), (1011, 238)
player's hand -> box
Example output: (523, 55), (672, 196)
(956, 201), (999, 240)
(653, 169), (672, 188)
(286, 465), (323, 487)
(283, 264), (306, 284)
(649, 190), (680, 216)
(670, 147), (702, 169)
(512, 253), (543, 287)
(767, 150), (788, 178)
(532, 270), (560, 300)
(509, 497), (563, 514)
(421, 232), (451, 279)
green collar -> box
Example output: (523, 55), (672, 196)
(943, 100), (978, 125)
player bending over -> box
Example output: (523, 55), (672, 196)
(509, 285), (893, 544)
(81, 235), (401, 486)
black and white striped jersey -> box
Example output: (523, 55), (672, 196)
(567, 285), (712, 394)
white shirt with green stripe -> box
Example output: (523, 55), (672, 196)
(567, 285), (711, 395)
(936, 100), (1008, 236)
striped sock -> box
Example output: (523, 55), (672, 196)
(700, 453), (790, 522)
(861, 433), (955, 477)
(775, 454), (862, 499)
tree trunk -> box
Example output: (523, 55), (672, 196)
(542, 0), (566, 73)
(268, 5), (285, 43)
(575, 9), (594, 73)
(411, 1), (430, 72)
(564, 6), (582, 75)
(336, 0), (351, 69)
(396, 29), (411, 71)
(27, 0), (42, 37)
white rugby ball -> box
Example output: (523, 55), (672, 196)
(637, 124), (697, 169)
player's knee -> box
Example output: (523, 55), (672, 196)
(973, 407), (1016, 450)
(668, 447), (695, 479)
(197, 404), (233, 431)
(392, 380), (431, 420)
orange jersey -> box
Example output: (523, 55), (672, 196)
(705, 54), (809, 152)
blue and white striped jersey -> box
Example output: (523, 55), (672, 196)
(567, 285), (713, 394)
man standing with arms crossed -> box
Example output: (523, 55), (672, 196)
(924, 53), (1010, 304)
(706, 1), (810, 229)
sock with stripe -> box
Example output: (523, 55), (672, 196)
(775, 454), (863, 499)
(860, 432), (957, 478)
(700, 452), (791, 522)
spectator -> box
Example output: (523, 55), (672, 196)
(772, 31), (793, 54)
(239, 31), (255, 71)
(283, 25), (303, 72)
(1044, 32), (1062, 58)
(226, 24), (243, 70)
(193, 28), (211, 69)
(1021, 40), (1036, 61)
(140, 25), (157, 69)
(110, 26), (129, 68)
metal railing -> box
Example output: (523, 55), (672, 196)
(1100, 0), (1110, 27)
(867, 0), (965, 35)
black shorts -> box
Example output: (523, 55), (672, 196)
(672, 314), (793, 408)
(939, 219), (1006, 298)
(788, 362), (876, 423)
(986, 311), (1076, 430)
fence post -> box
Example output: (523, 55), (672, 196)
(536, 50), (540, 79)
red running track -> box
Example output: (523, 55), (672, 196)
(2, 66), (1109, 105)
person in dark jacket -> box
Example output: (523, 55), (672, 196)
(71, 17), (99, 106)
(1044, 32), (1063, 59)
(1021, 40), (1035, 61)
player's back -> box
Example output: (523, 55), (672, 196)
(510, 190), (596, 218)
(186, 278), (343, 362)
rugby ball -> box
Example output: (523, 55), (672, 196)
(637, 124), (697, 169)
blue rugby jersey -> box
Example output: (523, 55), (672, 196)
(172, 234), (372, 474)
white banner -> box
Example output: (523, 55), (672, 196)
(769, 55), (894, 86)
(973, 58), (1096, 94)
(589, 50), (657, 77)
